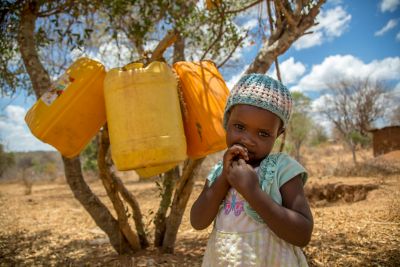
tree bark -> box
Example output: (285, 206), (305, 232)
(98, 127), (141, 252)
(62, 156), (134, 254)
(154, 167), (179, 247)
(17, 0), (133, 255)
(18, 1), (51, 97)
(162, 158), (205, 253)
(173, 33), (185, 63)
(98, 126), (149, 249)
(114, 174), (149, 249)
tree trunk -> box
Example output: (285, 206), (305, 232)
(162, 158), (205, 253)
(113, 174), (149, 249)
(154, 167), (179, 247)
(173, 33), (185, 63)
(98, 127), (141, 252)
(18, 1), (51, 97)
(351, 147), (357, 165)
(98, 125), (149, 249)
(18, 0), (133, 255)
(62, 156), (133, 254)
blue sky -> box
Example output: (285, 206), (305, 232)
(1, 0), (399, 152)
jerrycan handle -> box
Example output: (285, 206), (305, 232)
(122, 62), (144, 71)
(145, 61), (172, 74)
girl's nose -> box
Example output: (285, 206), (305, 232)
(240, 133), (256, 148)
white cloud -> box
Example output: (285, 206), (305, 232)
(395, 81), (400, 92)
(375, 19), (398, 36)
(396, 31), (400, 41)
(316, 6), (352, 37)
(294, 32), (324, 50)
(292, 55), (400, 92)
(0, 105), (55, 152)
(294, 6), (351, 50)
(380, 0), (400, 12)
(268, 57), (306, 84)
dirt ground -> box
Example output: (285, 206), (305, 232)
(0, 147), (399, 266)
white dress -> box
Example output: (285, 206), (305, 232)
(201, 188), (309, 267)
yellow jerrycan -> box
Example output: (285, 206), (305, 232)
(104, 61), (187, 177)
(25, 58), (106, 158)
(173, 61), (228, 158)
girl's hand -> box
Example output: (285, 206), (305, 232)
(227, 158), (258, 198)
(222, 144), (249, 175)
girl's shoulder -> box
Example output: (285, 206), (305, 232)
(259, 152), (308, 186)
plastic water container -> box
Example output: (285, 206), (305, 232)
(25, 57), (106, 158)
(104, 61), (187, 175)
(173, 61), (228, 158)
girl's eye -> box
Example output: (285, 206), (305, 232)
(234, 124), (245, 130)
(259, 131), (270, 138)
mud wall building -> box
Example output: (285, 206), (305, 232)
(369, 126), (400, 157)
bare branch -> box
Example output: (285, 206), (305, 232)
(150, 30), (178, 62)
(217, 33), (247, 68)
(200, 18), (225, 61)
(225, 0), (264, 14)
(275, 0), (298, 28)
(295, 0), (304, 16)
(309, 0), (326, 17)
(37, 1), (74, 17)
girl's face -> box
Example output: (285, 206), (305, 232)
(226, 104), (283, 167)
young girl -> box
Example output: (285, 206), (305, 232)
(190, 74), (313, 266)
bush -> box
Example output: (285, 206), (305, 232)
(332, 158), (400, 177)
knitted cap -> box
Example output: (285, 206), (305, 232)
(223, 74), (292, 129)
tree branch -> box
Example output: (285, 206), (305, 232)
(37, 1), (74, 17)
(200, 17), (225, 61)
(275, 0), (298, 28)
(225, 0), (264, 14)
(217, 33), (247, 68)
(113, 172), (149, 249)
(98, 125), (141, 251)
(150, 30), (178, 62)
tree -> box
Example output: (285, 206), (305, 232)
(81, 138), (98, 175)
(1, 0), (248, 255)
(389, 106), (400, 125)
(17, 155), (35, 194)
(3, 0), (139, 254)
(245, 0), (325, 74)
(1, 0), (327, 256)
(0, 144), (15, 178)
(309, 124), (328, 146)
(321, 77), (389, 164)
(286, 92), (313, 162)
(32, 152), (58, 179)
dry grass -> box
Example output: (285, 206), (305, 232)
(0, 145), (399, 266)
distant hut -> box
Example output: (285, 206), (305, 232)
(369, 126), (400, 157)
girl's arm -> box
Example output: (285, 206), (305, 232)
(190, 173), (230, 230)
(229, 159), (313, 247)
(190, 145), (249, 230)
